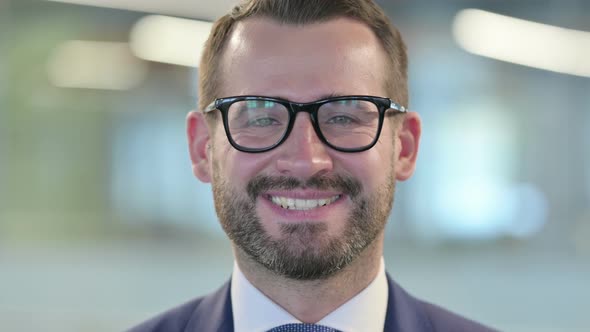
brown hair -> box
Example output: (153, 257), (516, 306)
(198, 0), (408, 113)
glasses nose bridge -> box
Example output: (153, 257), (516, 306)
(289, 101), (322, 131)
(286, 101), (324, 140)
(289, 101), (323, 132)
(289, 101), (320, 116)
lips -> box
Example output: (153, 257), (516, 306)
(247, 175), (360, 218)
(268, 194), (341, 210)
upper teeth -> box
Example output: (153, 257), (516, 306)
(270, 195), (340, 210)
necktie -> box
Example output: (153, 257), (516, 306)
(266, 323), (342, 332)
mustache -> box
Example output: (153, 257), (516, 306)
(246, 174), (362, 200)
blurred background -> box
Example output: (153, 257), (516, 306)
(1, 0), (589, 331)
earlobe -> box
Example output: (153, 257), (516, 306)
(186, 111), (212, 183)
(395, 112), (422, 181)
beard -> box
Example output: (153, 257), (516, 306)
(212, 170), (395, 281)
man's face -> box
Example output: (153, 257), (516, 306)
(188, 17), (420, 280)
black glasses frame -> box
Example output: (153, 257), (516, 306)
(202, 95), (408, 153)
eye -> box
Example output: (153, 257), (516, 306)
(326, 115), (356, 126)
(247, 117), (281, 127)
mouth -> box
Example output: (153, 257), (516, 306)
(267, 194), (342, 210)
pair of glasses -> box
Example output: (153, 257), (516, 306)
(202, 95), (407, 153)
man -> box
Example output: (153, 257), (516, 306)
(130, 0), (496, 331)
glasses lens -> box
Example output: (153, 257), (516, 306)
(317, 99), (380, 149)
(227, 99), (289, 149)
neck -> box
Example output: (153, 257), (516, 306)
(233, 234), (384, 323)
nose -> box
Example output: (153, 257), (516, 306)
(275, 113), (334, 179)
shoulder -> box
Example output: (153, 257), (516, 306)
(127, 296), (206, 332)
(416, 298), (498, 332)
(386, 275), (498, 332)
(126, 281), (233, 332)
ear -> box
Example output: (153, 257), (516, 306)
(186, 111), (212, 183)
(395, 111), (422, 181)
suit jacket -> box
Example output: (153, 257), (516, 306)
(129, 274), (497, 332)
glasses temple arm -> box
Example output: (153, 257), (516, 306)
(390, 100), (408, 113)
(202, 101), (217, 113)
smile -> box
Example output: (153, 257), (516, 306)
(268, 195), (341, 210)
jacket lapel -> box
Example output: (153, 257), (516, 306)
(383, 274), (435, 332)
(184, 280), (234, 332)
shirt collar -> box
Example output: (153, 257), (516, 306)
(231, 258), (388, 332)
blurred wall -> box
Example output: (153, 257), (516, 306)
(1, 0), (589, 331)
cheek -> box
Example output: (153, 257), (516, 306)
(346, 143), (395, 191)
(356, 159), (388, 192)
(212, 141), (274, 188)
(372, 128), (397, 166)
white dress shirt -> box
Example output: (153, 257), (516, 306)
(231, 258), (388, 332)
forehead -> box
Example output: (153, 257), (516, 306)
(219, 17), (388, 101)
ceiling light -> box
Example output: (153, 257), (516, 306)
(453, 9), (590, 78)
(130, 15), (212, 67)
